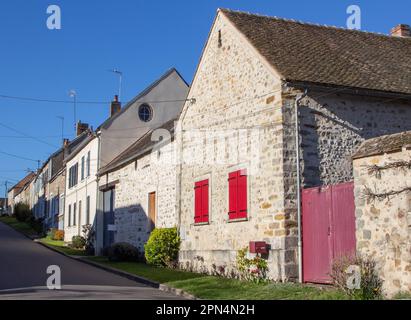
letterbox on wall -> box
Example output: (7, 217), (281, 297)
(249, 241), (268, 254)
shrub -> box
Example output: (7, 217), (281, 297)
(82, 224), (95, 255)
(71, 235), (86, 249)
(330, 254), (383, 300)
(53, 230), (64, 241)
(14, 203), (32, 222)
(236, 247), (268, 283)
(144, 227), (180, 267)
(108, 242), (140, 262)
(48, 228), (57, 239)
(28, 216), (45, 235)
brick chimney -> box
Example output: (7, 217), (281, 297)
(76, 121), (89, 137)
(390, 24), (411, 37)
(63, 138), (70, 148)
(110, 95), (121, 117)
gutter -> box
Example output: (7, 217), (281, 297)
(294, 89), (307, 283)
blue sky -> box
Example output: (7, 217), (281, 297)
(0, 0), (410, 195)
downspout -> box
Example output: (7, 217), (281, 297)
(295, 89), (307, 283)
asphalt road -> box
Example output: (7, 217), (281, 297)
(0, 222), (180, 300)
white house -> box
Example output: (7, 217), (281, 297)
(64, 129), (99, 242)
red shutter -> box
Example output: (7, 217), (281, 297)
(195, 179), (209, 224)
(228, 171), (238, 220)
(238, 169), (247, 218)
(201, 180), (209, 223)
(194, 181), (202, 223)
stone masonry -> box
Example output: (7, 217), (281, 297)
(353, 147), (411, 297)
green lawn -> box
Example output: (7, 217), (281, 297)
(85, 256), (349, 300)
(39, 236), (89, 256)
(0, 215), (39, 237)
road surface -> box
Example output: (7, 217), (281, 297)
(0, 221), (181, 300)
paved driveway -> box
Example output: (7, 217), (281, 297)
(0, 222), (181, 299)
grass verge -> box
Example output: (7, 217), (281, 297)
(85, 256), (349, 300)
(39, 236), (89, 256)
(0, 215), (39, 238)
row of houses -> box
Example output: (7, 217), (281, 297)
(6, 9), (411, 296)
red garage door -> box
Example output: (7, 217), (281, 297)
(302, 182), (356, 284)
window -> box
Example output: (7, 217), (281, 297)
(228, 169), (248, 220)
(194, 179), (209, 224)
(78, 201), (82, 226)
(86, 151), (91, 177)
(86, 196), (90, 225)
(138, 104), (153, 122)
(73, 203), (77, 226)
(69, 163), (78, 188)
(68, 204), (71, 227)
(81, 156), (85, 180)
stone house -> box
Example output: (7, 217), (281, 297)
(177, 9), (411, 281)
(94, 68), (188, 253)
(97, 119), (178, 254)
(353, 131), (411, 297)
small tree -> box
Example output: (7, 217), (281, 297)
(144, 227), (180, 267)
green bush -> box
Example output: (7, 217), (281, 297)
(28, 216), (45, 235)
(71, 235), (86, 249)
(108, 242), (140, 262)
(14, 203), (32, 222)
(144, 227), (180, 267)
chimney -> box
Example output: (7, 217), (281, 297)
(76, 121), (89, 137)
(390, 24), (411, 37)
(110, 95), (121, 117)
(63, 138), (70, 148)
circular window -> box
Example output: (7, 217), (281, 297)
(138, 104), (153, 122)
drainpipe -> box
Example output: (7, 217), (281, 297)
(295, 89), (307, 283)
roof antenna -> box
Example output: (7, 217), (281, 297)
(109, 69), (123, 102)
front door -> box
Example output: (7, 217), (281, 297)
(103, 188), (115, 248)
(148, 192), (156, 231)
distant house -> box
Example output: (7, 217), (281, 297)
(94, 68), (189, 254)
(0, 198), (6, 215)
(7, 172), (36, 215)
(177, 9), (411, 281)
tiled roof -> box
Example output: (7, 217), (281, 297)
(353, 131), (411, 159)
(98, 119), (176, 175)
(9, 172), (36, 195)
(221, 9), (411, 95)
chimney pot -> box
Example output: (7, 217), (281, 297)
(63, 138), (70, 148)
(390, 24), (411, 37)
(110, 95), (121, 117)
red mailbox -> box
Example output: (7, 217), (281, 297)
(249, 241), (268, 254)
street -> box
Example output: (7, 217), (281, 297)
(0, 222), (180, 299)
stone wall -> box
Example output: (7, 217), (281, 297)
(177, 12), (298, 281)
(103, 141), (177, 253)
(298, 90), (411, 187)
(353, 149), (411, 297)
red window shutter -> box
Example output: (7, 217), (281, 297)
(194, 181), (202, 224)
(201, 180), (209, 223)
(238, 169), (248, 218)
(228, 171), (238, 220)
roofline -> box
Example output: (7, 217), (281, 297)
(98, 68), (188, 130)
(286, 80), (411, 100)
(219, 8), (411, 41)
(98, 123), (176, 176)
(63, 132), (96, 163)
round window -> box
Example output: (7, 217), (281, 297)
(138, 104), (153, 122)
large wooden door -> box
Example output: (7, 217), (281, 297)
(103, 188), (115, 249)
(148, 192), (156, 230)
(302, 182), (356, 283)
